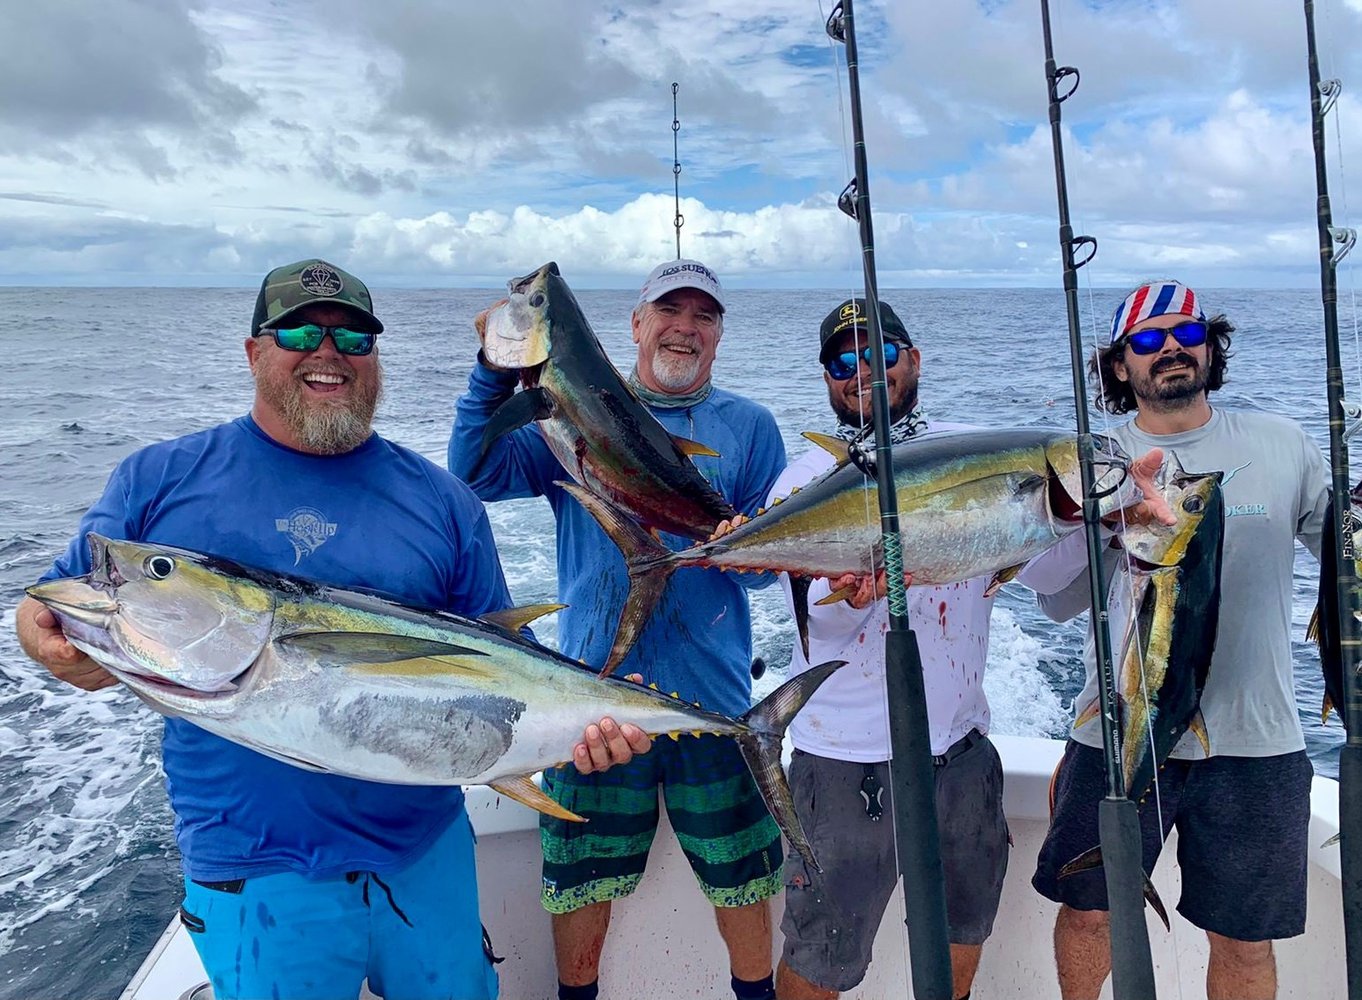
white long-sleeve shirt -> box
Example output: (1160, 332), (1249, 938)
(772, 422), (994, 761)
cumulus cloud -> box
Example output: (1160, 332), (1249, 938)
(1, 0), (1360, 287)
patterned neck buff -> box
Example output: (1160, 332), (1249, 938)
(834, 406), (928, 444)
(627, 367), (715, 409)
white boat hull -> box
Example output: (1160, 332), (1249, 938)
(120, 736), (1346, 999)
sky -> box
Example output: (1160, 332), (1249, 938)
(5, 0), (1362, 289)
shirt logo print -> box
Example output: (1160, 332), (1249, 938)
(275, 506), (337, 565)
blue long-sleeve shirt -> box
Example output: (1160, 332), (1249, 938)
(449, 362), (785, 716)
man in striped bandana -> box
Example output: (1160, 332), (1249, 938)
(1020, 280), (1329, 999)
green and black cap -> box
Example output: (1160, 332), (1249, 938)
(818, 298), (911, 363)
(250, 259), (383, 336)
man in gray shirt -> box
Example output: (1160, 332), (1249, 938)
(1019, 279), (1328, 1000)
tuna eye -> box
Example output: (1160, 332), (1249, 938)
(529, 292), (545, 308)
(144, 555), (176, 580)
(1181, 496), (1204, 514)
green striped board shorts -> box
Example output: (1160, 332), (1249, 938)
(539, 734), (784, 914)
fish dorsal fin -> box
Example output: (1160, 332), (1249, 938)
(480, 603), (566, 632)
(279, 631), (490, 677)
(671, 434), (720, 458)
(489, 774), (586, 822)
(802, 431), (850, 463)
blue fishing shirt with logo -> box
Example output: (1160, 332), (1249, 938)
(42, 415), (514, 881)
(449, 363), (786, 718)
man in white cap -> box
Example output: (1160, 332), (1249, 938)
(1021, 279), (1328, 999)
(450, 259), (787, 1000)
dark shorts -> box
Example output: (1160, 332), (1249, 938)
(780, 733), (1010, 992)
(539, 734), (783, 914)
(1033, 740), (1313, 941)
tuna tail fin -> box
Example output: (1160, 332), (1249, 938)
(1057, 846), (1170, 931)
(735, 658), (847, 872)
(481, 388), (551, 457)
(556, 481), (676, 676)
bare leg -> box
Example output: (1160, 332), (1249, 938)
(1054, 904), (1111, 1000)
(950, 943), (983, 1000)
(1206, 931), (1276, 1000)
(774, 960), (837, 1000)
(552, 901), (612, 987)
(715, 899), (773, 981)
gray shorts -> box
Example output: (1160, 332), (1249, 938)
(780, 733), (1010, 992)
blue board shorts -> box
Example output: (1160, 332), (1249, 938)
(180, 810), (498, 1000)
(1033, 740), (1313, 941)
(780, 732), (1010, 992)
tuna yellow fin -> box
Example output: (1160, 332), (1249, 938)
(1323, 693), (1336, 726)
(489, 775), (585, 822)
(815, 582), (859, 606)
(802, 431), (851, 463)
(480, 603), (566, 632)
(672, 434), (720, 458)
(1307, 605), (1322, 644)
(1073, 698), (1100, 732)
(1189, 710), (1210, 755)
(984, 563), (1024, 599)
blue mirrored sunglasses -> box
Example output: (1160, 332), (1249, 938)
(258, 324), (376, 356)
(825, 341), (902, 380)
(1121, 321), (1208, 356)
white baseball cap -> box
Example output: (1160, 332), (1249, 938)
(636, 258), (726, 313)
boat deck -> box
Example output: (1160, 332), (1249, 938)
(120, 736), (1345, 999)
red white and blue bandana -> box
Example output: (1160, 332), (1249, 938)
(1109, 280), (1206, 344)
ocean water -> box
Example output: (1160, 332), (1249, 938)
(0, 284), (1349, 999)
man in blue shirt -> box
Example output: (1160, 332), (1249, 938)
(16, 258), (649, 1000)
(450, 260), (787, 1000)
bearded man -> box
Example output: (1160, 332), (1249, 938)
(1021, 279), (1328, 1000)
(450, 259), (787, 1000)
(17, 259), (648, 1000)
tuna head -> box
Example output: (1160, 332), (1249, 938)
(1119, 455), (1222, 568)
(26, 534), (274, 694)
(480, 262), (559, 370)
(1043, 433), (1141, 522)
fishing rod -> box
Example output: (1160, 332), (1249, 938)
(1303, 3), (1362, 994)
(1037, 3), (1157, 996)
(824, 2), (953, 997)
(672, 82), (684, 259)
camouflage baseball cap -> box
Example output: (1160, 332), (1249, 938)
(250, 259), (383, 336)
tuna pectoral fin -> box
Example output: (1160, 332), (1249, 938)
(489, 774), (585, 822)
(1058, 847), (1170, 931)
(671, 434), (720, 458)
(278, 632), (491, 676)
(482, 388), (551, 456)
(736, 659), (847, 872)
(556, 481), (675, 676)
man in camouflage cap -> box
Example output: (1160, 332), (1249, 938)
(18, 258), (650, 1000)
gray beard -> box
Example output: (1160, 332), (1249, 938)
(259, 362), (383, 455)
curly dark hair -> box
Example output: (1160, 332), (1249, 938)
(1090, 314), (1234, 414)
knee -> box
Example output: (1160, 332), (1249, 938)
(1056, 904), (1110, 936)
(1207, 931), (1273, 968)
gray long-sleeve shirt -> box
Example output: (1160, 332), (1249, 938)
(1017, 408), (1328, 758)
